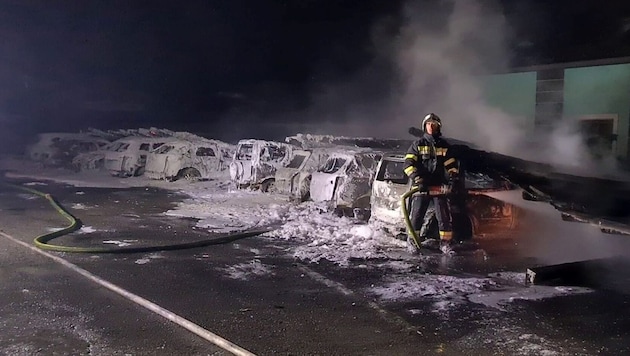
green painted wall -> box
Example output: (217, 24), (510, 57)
(564, 64), (630, 157)
(481, 72), (537, 130)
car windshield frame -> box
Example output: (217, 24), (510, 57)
(319, 157), (347, 174)
(236, 144), (253, 160)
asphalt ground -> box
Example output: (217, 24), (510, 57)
(2, 179), (630, 355)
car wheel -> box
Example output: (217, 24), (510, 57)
(179, 168), (201, 181)
(261, 179), (276, 193)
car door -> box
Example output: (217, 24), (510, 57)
(370, 156), (410, 226)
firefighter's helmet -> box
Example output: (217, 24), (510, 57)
(422, 113), (442, 130)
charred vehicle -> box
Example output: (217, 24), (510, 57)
(229, 139), (294, 190)
(370, 153), (519, 240)
(274, 149), (330, 201)
(26, 133), (109, 168)
(103, 137), (172, 177)
(144, 139), (234, 181)
(72, 141), (115, 172)
(310, 149), (383, 217)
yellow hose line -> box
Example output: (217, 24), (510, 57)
(3, 182), (272, 253)
(400, 187), (420, 247)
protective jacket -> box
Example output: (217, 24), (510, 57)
(403, 133), (459, 186)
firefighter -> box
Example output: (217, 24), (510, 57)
(403, 113), (460, 252)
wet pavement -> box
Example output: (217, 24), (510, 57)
(1, 178), (630, 355)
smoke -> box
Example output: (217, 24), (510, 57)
(299, 1), (515, 141)
(301, 0), (618, 174)
(392, 0), (525, 151)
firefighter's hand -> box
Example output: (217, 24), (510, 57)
(412, 177), (427, 192)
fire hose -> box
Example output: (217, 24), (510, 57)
(3, 181), (272, 253)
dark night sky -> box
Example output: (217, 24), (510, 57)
(1, 0), (630, 148)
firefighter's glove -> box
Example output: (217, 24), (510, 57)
(412, 177), (427, 193)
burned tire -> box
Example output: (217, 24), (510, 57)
(261, 179), (276, 193)
(133, 166), (145, 177)
(177, 168), (202, 181)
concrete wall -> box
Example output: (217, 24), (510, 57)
(481, 72), (537, 130)
(564, 63), (630, 157)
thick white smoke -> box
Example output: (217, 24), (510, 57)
(302, 0), (620, 174)
(390, 0), (608, 171)
(392, 0), (518, 151)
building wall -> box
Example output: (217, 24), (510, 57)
(564, 63), (630, 158)
(481, 72), (537, 130)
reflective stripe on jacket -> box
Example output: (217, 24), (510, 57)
(403, 133), (459, 186)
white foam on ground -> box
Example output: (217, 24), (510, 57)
(220, 260), (274, 280)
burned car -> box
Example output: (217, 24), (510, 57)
(144, 139), (234, 181)
(370, 153), (519, 240)
(72, 141), (115, 172)
(274, 148), (330, 201)
(229, 139), (294, 190)
(26, 133), (109, 168)
(103, 137), (172, 177)
(310, 149), (383, 217)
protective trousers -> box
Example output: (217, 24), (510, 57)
(410, 193), (453, 241)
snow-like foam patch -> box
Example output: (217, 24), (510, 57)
(468, 285), (593, 311)
(370, 274), (496, 303)
(76, 226), (98, 234)
(369, 271), (594, 314)
(375, 260), (416, 271)
(102, 239), (137, 247)
(220, 260), (274, 280)
(264, 202), (406, 266)
(134, 253), (164, 265)
(71, 203), (91, 210)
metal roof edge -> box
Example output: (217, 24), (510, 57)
(488, 56), (630, 74)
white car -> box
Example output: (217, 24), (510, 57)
(103, 137), (173, 177)
(26, 133), (109, 168)
(144, 139), (234, 181)
(310, 150), (383, 217)
(228, 139), (295, 190)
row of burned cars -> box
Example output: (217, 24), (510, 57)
(25, 129), (518, 239)
(26, 129), (234, 181)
